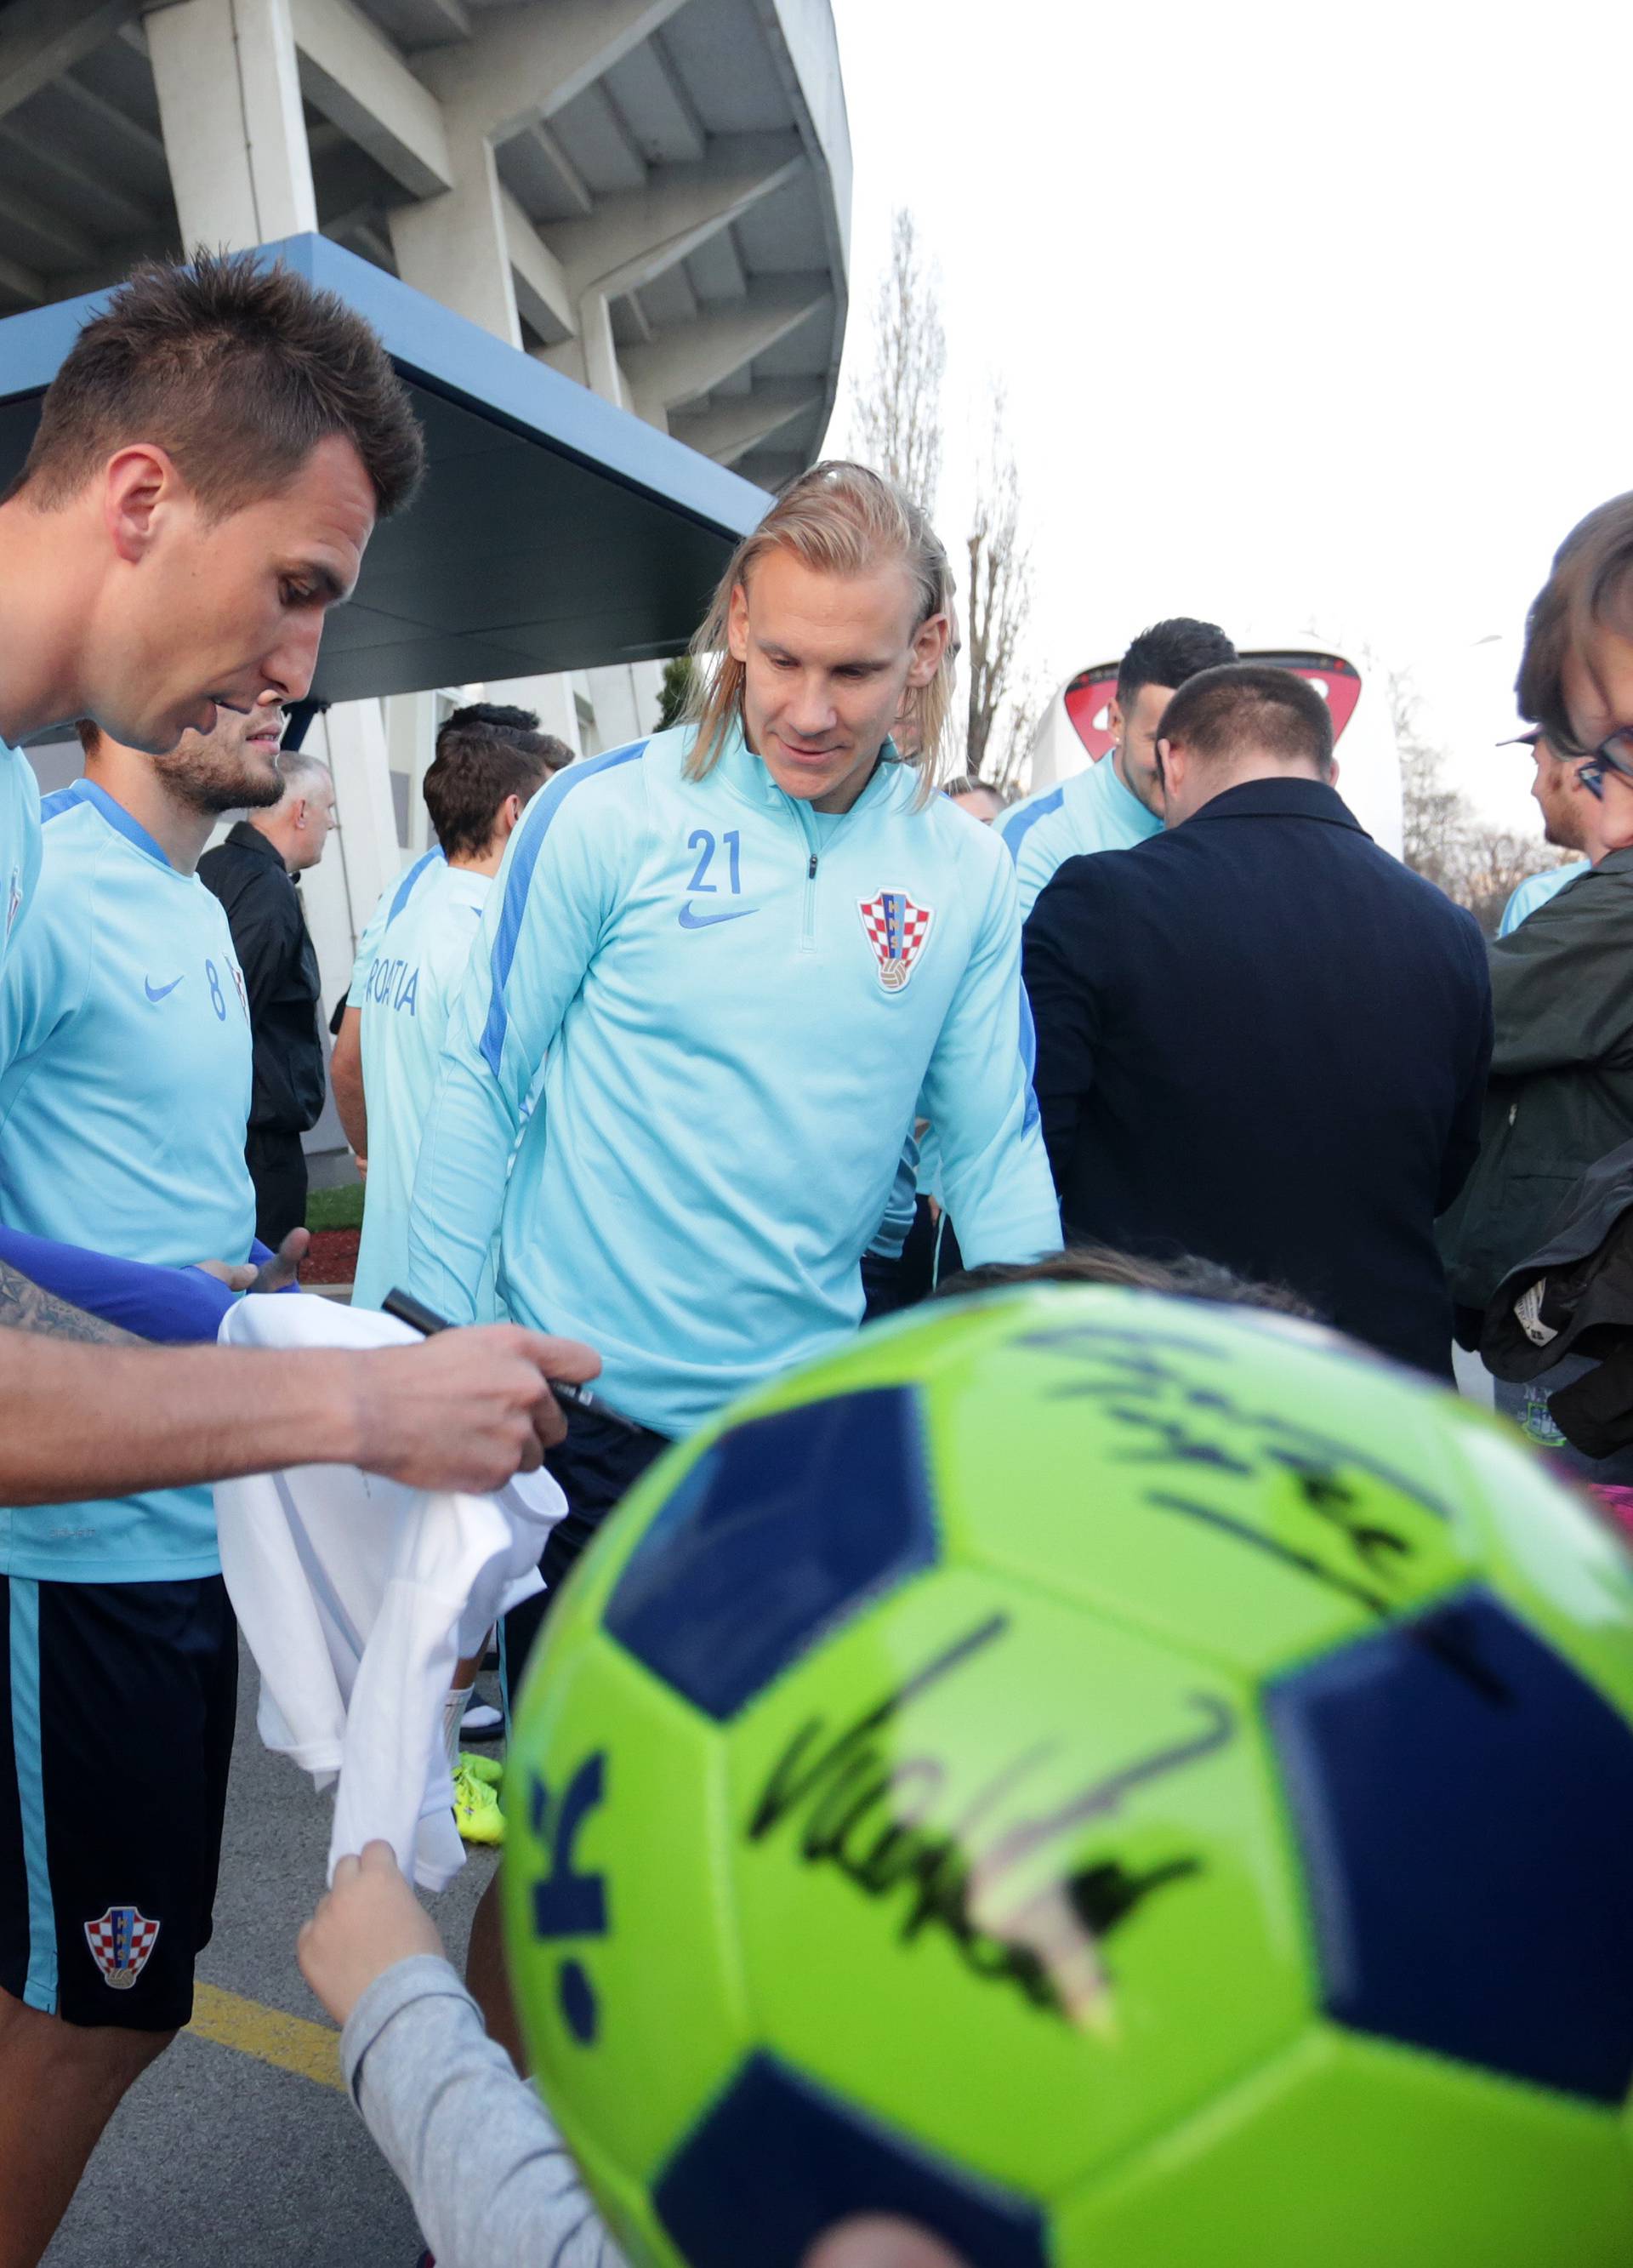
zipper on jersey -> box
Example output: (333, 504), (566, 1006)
(789, 798), (821, 954)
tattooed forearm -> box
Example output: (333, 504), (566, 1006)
(0, 1262), (136, 1343)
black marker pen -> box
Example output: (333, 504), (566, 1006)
(382, 1288), (644, 1436)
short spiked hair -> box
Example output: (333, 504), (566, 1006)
(15, 248), (424, 521)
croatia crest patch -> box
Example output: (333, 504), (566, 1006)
(84, 1905), (160, 1992)
(857, 889), (933, 992)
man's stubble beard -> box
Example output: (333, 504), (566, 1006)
(158, 747), (286, 817)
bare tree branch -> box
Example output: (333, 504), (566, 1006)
(965, 388), (1033, 787)
(849, 208), (945, 520)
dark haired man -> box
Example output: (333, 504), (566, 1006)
(1024, 664), (1493, 1375)
(0, 257), (599, 2268)
(336, 715), (555, 1314)
(0, 252), (582, 1502)
(327, 698), (568, 1175)
(995, 617), (1236, 914)
(0, 698), (280, 2241)
(441, 700), (574, 767)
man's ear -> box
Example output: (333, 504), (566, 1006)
(905, 611), (951, 689)
(1107, 694), (1125, 747)
(103, 444), (183, 567)
(726, 580), (751, 664)
(498, 792), (522, 838)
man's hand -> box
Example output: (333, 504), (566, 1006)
(196, 1228), (310, 1295)
(344, 1324), (601, 1493)
(299, 1841), (443, 2027)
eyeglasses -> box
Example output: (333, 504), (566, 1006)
(1503, 725), (1633, 799)
(1568, 728), (1633, 800)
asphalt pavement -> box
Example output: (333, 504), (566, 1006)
(44, 1638), (503, 2268)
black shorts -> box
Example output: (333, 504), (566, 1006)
(0, 1573), (237, 2031)
(501, 1403), (672, 1708)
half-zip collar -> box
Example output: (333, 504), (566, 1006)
(708, 714), (913, 829)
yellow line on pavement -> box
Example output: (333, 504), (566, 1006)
(187, 1981), (346, 2094)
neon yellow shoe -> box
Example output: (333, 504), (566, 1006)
(458, 1750), (503, 1788)
(452, 1757), (504, 1845)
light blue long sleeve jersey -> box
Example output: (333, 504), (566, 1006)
(409, 721), (1061, 1437)
(349, 847), (499, 1317)
(1496, 860), (1590, 937)
(0, 780), (254, 1579)
(0, 740), (42, 974)
(994, 754), (1160, 915)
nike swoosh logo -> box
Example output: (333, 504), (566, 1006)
(145, 976), (184, 1002)
(678, 903), (760, 930)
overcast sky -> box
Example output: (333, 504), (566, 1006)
(823, 0), (1630, 831)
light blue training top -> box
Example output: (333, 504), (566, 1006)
(1496, 861), (1591, 937)
(408, 721), (1061, 1437)
(349, 850), (497, 1317)
(994, 754), (1161, 916)
(870, 755), (1160, 1263)
(0, 779), (254, 1581)
(0, 738), (43, 977)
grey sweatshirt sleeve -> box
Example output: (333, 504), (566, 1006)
(340, 1954), (628, 2268)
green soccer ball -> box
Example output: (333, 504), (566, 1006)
(503, 1287), (1633, 2268)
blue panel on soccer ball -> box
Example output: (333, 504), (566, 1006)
(1267, 1586), (1633, 2102)
(605, 1390), (936, 1722)
(654, 2051), (1048, 2267)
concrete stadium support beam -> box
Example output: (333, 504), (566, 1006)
(288, 0), (452, 199)
(416, 0), (689, 145)
(501, 192), (573, 344)
(669, 382), (822, 466)
(549, 133), (806, 304)
(623, 278), (832, 422)
(146, 0), (317, 248)
(388, 109), (518, 345)
(0, 0), (142, 125)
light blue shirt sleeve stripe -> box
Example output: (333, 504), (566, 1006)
(389, 846), (444, 926)
(999, 786), (1065, 865)
(480, 739), (647, 1078)
(9, 1579), (58, 2012)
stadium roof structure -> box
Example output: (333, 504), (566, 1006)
(0, 0), (850, 499)
(0, 231), (771, 704)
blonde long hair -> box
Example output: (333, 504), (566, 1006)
(684, 460), (956, 802)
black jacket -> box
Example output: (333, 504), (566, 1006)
(198, 821), (325, 1136)
(1482, 1136), (1633, 1382)
(1022, 776), (1493, 1377)
(1437, 847), (1633, 1311)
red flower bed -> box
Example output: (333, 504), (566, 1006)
(304, 1227), (360, 1285)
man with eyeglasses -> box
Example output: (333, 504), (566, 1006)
(1439, 493), (1633, 1469)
